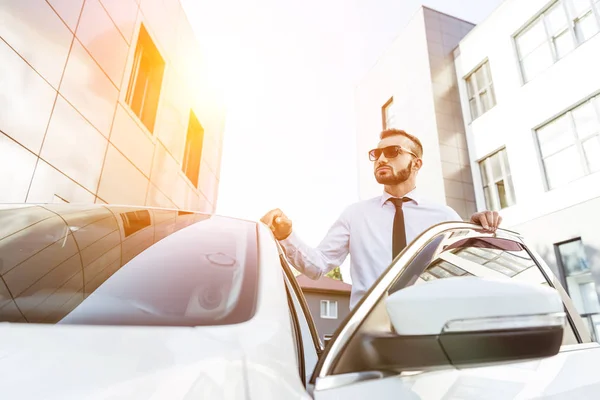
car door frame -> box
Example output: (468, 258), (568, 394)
(308, 221), (594, 390)
(276, 242), (325, 389)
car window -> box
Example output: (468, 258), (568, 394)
(284, 277), (303, 379)
(280, 260), (321, 383)
(408, 232), (579, 345)
(0, 205), (259, 327)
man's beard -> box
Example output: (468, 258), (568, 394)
(375, 161), (413, 185)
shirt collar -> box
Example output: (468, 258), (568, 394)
(380, 187), (421, 207)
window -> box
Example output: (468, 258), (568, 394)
(382, 97), (395, 129)
(125, 25), (165, 133)
(536, 94), (600, 189)
(182, 111), (205, 187)
(320, 300), (338, 319)
(516, 0), (600, 83)
(121, 209), (151, 237)
(465, 61), (496, 120)
(556, 238), (600, 340)
(0, 207), (260, 327)
(479, 148), (515, 211)
(283, 272), (320, 384)
(61, 216), (259, 327)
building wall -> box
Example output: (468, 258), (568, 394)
(355, 7), (475, 219)
(454, 0), (600, 273)
(303, 291), (350, 341)
(0, 0), (225, 212)
(424, 8), (477, 218)
(454, 0), (600, 331)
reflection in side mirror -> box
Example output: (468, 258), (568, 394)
(365, 277), (565, 371)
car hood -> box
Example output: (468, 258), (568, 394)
(0, 323), (250, 400)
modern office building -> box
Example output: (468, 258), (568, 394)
(0, 0), (225, 212)
(355, 6), (477, 220)
(454, 0), (600, 338)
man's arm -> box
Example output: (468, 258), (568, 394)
(444, 206), (502, 233)
(261, 208), (350, 280)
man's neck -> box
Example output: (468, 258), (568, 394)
(384, 181), (416, 198)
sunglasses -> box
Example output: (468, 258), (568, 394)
(368, 145), (418, 161)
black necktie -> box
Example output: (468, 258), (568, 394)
(390, 197), (410, 259)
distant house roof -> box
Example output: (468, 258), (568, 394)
(296, 274), (352, 295)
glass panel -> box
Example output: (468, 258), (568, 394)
(553, 29), (576, 58)
(466, 76), (476, 98)
(546, 3), (570, 36)
(537, 115), (573, 157)
(580, 282), (600, 314)
(575, 11), (600, 42)
(483, 186), (494, 211)
(516, 19), (548, 58)
(437, 261), (469, 276)
(490, 152), (502, 180)
(485, 260), (520, 276)
(544, 146), (585, 188)
(475, 67), (487, 91)
(469, 98), (479, 120)
(521, 43), (554, 82)
(0, 208), (259, 327)
(483, 62), (493, 84)
(583, 135), (600, 172)
(480, 90), (495, 113)
(573, 101), (600, 139)
(467, 247), (502, 261)
(496, 180), (509, 209)
(480, 159), (490, 185)
(320, 301), (327, 317)
(558, 239), (589, 276)
(591, 314), (600, 342)
(430, 265), (457, 279)
(330, 301), (338, 318)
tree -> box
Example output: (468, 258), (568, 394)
(326, 266), (343, 281)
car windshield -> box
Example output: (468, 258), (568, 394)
(0, 205), (258, 327)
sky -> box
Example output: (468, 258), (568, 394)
(181, 0), (505, 282)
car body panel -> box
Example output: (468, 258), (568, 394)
(0, 205), (598, 399)
(0, 205), (308, 399)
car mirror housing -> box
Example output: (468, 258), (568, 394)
(362, 277), (565, 371)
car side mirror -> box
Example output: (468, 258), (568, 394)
(363, 277), (565, 370)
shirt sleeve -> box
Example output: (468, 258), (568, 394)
(279, 209), (351, 280)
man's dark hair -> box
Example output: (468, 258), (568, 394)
(380, 129), (424, 158)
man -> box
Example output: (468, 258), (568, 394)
(261, 128), (502, 308)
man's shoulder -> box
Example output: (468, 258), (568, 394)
(413, 196), (463, 221)
(424, 201), (463, 221)
(338, 196), (382, 217)
(349, 196), (382, 210)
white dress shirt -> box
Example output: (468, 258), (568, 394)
(280, 188), (462, 308)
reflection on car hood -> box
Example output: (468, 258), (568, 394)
(0, 324), (249, 400)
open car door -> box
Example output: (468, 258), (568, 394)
(309, 222), (600, 399)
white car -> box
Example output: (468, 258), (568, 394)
(0, 204), (599, 399)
